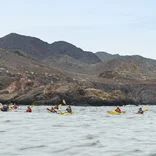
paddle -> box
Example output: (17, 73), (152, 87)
(47, 108), (58, 113)
(57, 100), (66, 108)
(62, 99), (66, 105)
(144, 109), (148, 113)
(31, 104), (34, 108)
(58, 104), (62, 107)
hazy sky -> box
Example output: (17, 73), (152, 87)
(0, 0), (156, 58)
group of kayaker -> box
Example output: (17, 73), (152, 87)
(0, 103), (72, 113)
(47, 105), (72, 114)
(0, 103), (145, 115)
(0, 104), (32, 112)
(114, 106), (144, 114)
(0, 104), (18, 112)
(0, 105), (72, 113)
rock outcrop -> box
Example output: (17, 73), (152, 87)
(0, 76), (156, 106)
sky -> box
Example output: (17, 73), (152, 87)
(0, 0), (156, 59)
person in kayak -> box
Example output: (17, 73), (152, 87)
(13, 104), (18, 109)
(54, 105), (59, 110)
(115, 106), (121, 113)
(48, 107), (57, 113)
(26, 106), (32, 112)
(66, 106), (72, 113)
(137, 108), (144, 114)
(1, 105), (9, 112)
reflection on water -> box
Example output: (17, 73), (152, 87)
(0, 106), (156, 156)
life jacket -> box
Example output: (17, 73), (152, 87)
(115, 108), (121, 113)
(26, 108), (32, 112)
(66, 108), (72, 113)
(13, 105), (18, 109)
(138, 110), (143, 114)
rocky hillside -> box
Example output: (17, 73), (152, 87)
(94, 55), (156, 80)
(0, 48), (69, 89)
(43, 54), (90, 74)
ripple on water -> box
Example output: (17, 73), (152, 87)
(52, 124), (69, 127)
(149, 154), (156, 156)
(19, 145), (47, 151)
(52, 147), (71, 153)
(0, 130), (6, 133)
(75, 140), (103, 148)
(4, 120), (12, 123)
(85, 134), (97, 140)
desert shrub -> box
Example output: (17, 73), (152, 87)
(13, 50), (27, 57)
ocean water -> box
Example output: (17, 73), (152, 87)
(0, 105), (156, 156)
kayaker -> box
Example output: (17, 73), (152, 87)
(50, 107), (57, 113)
(66, 106), (72, 113)
(115, 106), (121, 113)
(137, 108), (144, 114)
(13, 104), (18, 109)
(26, 106), (32, 112)
(54, 105), (59, 110)
(54, 105), (60, 112)
(1, 105), (9, 112)
(10, 104), (18, 110)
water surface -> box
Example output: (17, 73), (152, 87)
(0, 105), (155, 156)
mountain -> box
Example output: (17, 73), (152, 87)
(95, 51), (120, 62)
(47, 41), (101, 64)
(0, 33), (49, 59)
(1, 33), (156, 80)
(0, 33), (101, 64)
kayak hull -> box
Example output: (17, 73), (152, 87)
(107, 111), (126, 115)
(60, 111), (76, 115)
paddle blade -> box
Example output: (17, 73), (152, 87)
(58, 104), (62, 107)
(62, 99), (66, 104)
(31, 104), (34, 108)
(144, 109), (148, 113)
(0, 103), (2, 106)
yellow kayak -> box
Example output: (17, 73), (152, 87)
(60, 111), (76, 115)
(107, 111), (126, 115)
